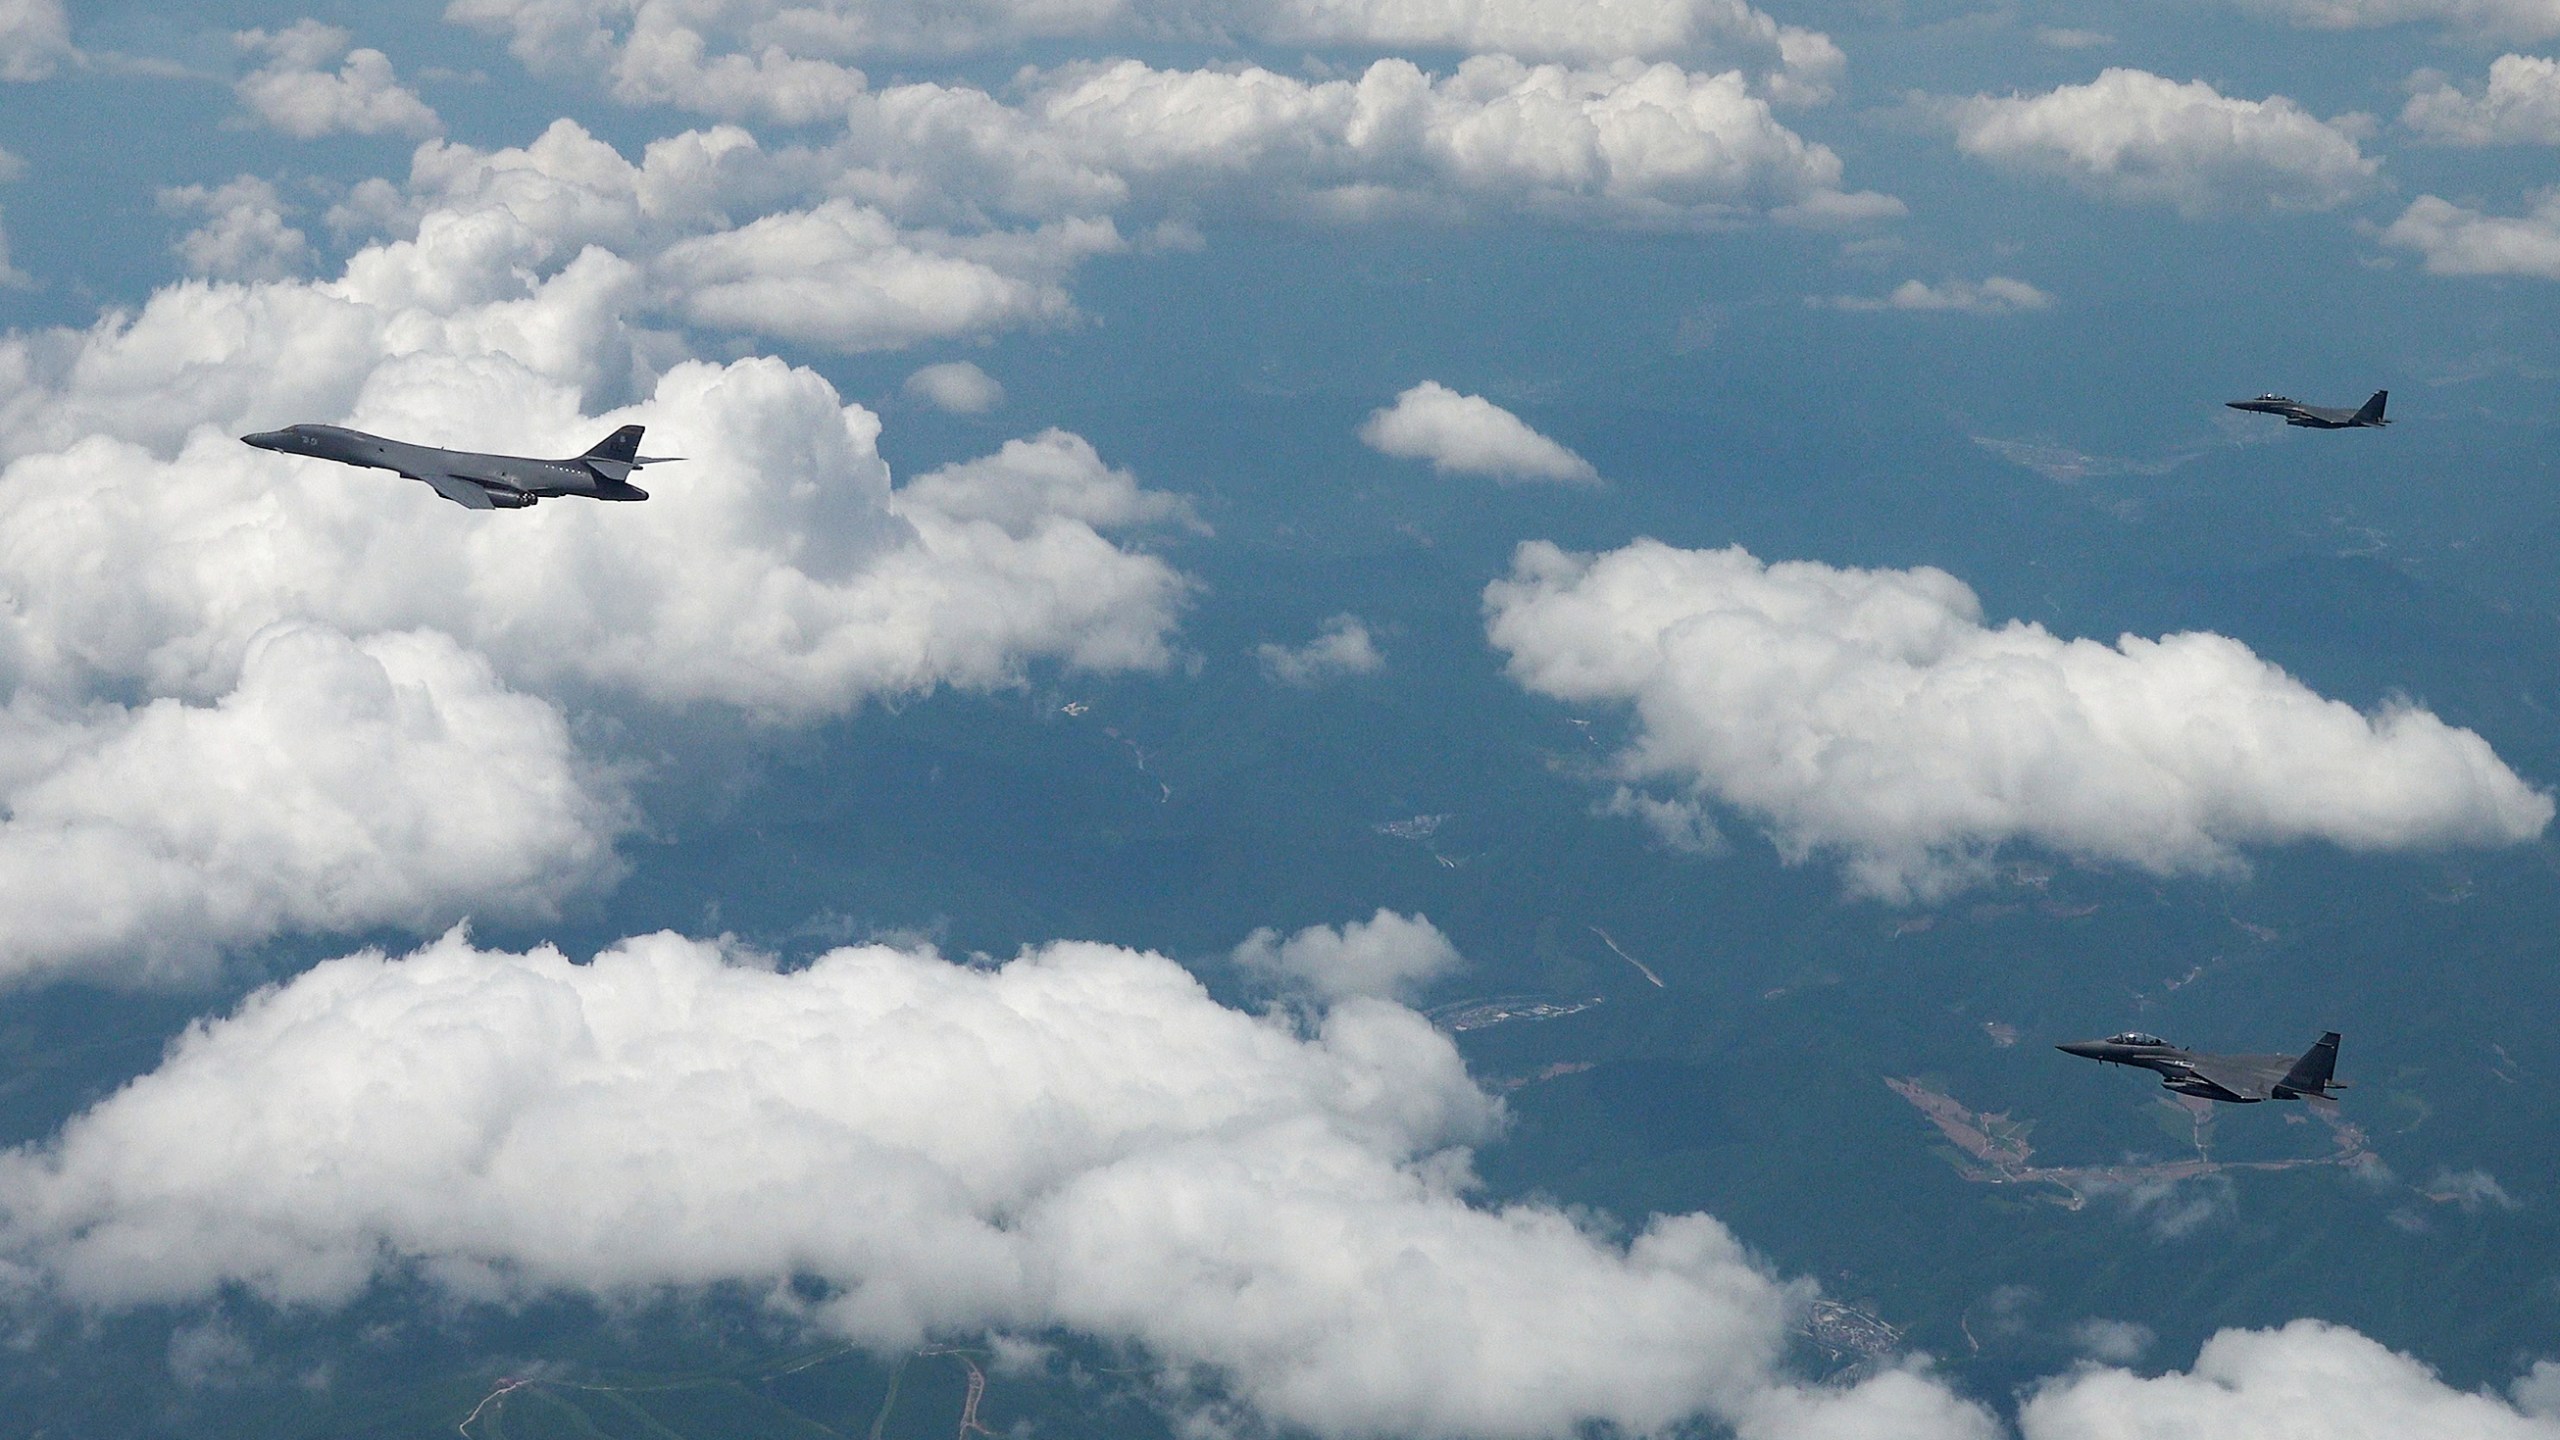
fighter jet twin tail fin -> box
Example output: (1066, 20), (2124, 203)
(2273, 1031), (2345, 1100)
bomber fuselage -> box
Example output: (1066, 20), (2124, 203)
(242, 424), (652, 509)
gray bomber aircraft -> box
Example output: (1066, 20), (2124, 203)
(2057, 1030), (2344, 1104)
(242, 423), (679, 510)
(2225, 390), (2389, 429)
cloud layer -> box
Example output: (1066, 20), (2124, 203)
(1485, 539), (2551, 900)
(447, 0), (1848, 115)
(6, 928), (2557, 1440)
(843, 56), (1892, 229)
(0, 926), (1940, 1440)
(0, 130), (1199, 980)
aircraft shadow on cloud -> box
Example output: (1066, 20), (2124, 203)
(242, 423), (682, 510)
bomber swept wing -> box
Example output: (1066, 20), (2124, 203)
(412, 470), (498, 510)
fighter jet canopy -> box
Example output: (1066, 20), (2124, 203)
(2107, 1031), (2169, 1046)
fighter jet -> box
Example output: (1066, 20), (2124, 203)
(2225, 390), (2389, 429)
(2057, 1030), (2344, 1104)
(241, 423), (680, 510)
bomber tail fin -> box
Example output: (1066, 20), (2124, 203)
(2275, 1031), (2341, 1098)
(2353, 390), (2388, 426)
(577, 424), (680, 486)
(582, 425), (646, 465)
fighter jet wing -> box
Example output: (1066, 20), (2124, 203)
(2182, 1054), (2291, 1101)
(408, 470), (497, 509)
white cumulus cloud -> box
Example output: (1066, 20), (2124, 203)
(2380, 190), (2560, 277)
(898, 426), (1203, 536)
(656, 202), (1118, 353)
(158, 177), (312, 282)
(1952, 68), (2380, 216)
(1816, 276), (2053, 313)
(2021, 1320), (2560, 1440)
(323, 121), (1124, 356)
(234, 20), (441, 140)
(0, 626), (628, 988)
(1255, 613), (1385, 686)
(904, 359), (1005, 412)
(596, 16), (870, 124)
(1361, 381), (1599, 485)
(1232, 908), (1459, 1003)
(2403, 54), (2560, 143)
(0, 925), (1987, 1440)
(1483, 539), (2552, 901)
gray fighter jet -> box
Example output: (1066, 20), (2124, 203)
(2057, 1030), (2343, 1104)
(2225, 390), (2389, 429)
(241, 423), (679, 510)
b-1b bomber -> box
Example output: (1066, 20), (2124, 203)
(242, 423), (681, 510)
(2058, 1030), (2344, 1104)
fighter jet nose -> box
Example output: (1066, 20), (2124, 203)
(241, 431), (286, 450)
(2056, 1041), (2107, 1059)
